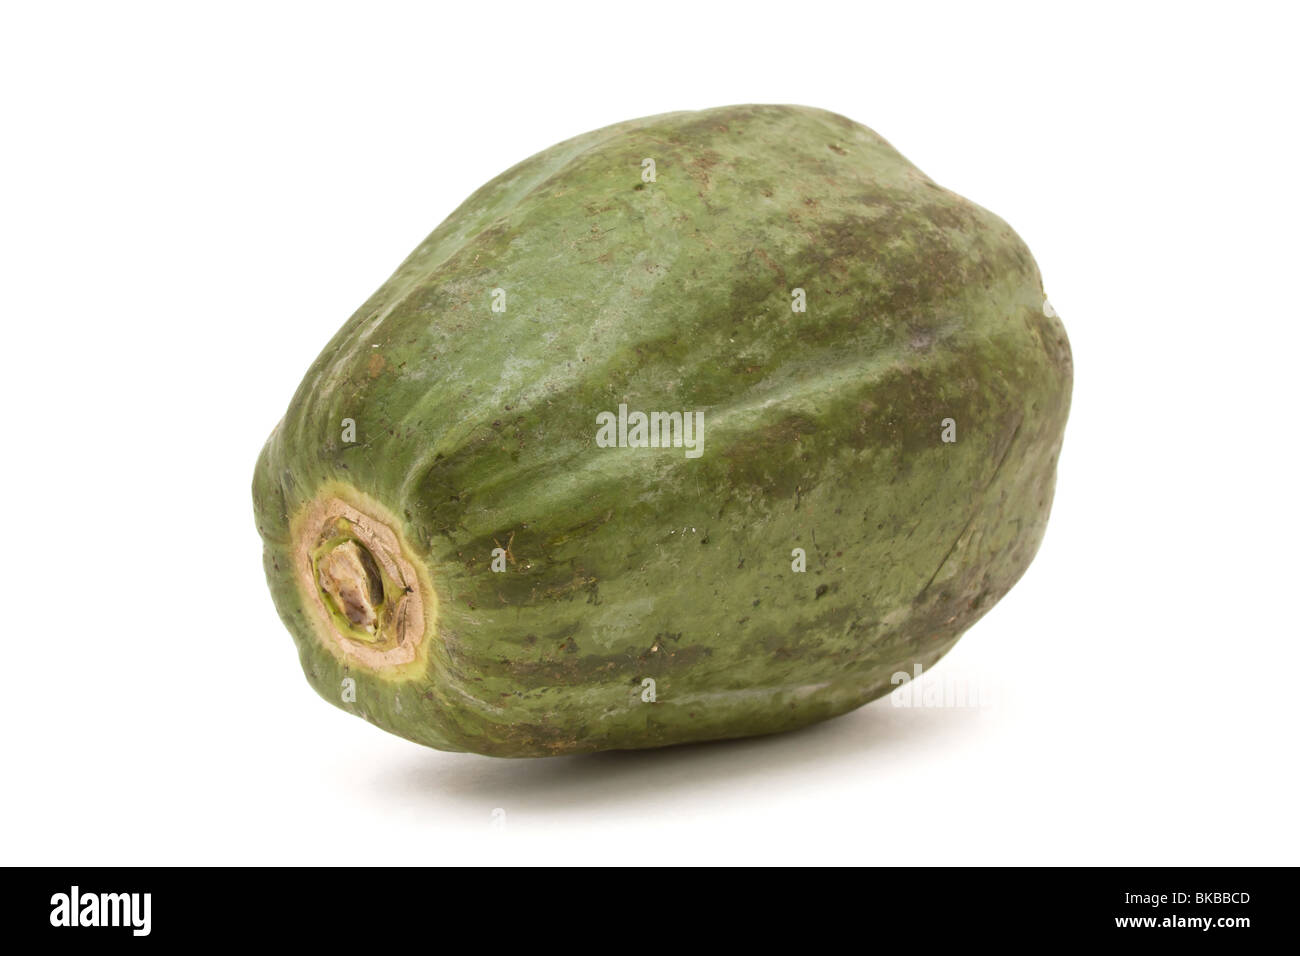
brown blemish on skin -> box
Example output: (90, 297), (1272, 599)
(492, 530), (517, 567)
(754, 248), (787, 286)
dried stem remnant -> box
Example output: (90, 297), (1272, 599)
(292, 493), (427, 671)
(317, 540), (380, 632)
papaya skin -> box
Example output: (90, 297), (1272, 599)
(252, 104), (1072, 757)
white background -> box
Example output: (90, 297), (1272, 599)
(2, 1), (1296, 865)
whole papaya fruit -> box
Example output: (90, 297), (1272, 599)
(253, 104), (1072, 757)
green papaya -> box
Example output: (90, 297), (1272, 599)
(252, 104), (1072, 757)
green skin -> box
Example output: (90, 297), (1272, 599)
(252, 104), (1072, 757)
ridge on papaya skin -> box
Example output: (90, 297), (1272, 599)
(252, 104), (1072, 757)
